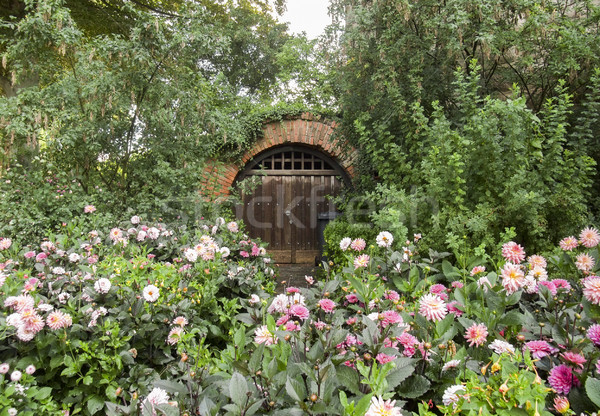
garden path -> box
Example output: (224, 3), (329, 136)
(275, 263), (315, 292)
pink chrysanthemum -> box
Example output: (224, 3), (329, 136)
(254, 325), (277, 346)
(523, 340), (558, 359)
(502, 241), (526, 264)
(346, 294), (359, 304)
(376, 353), (395, 364)
(365, 396), (403, 416)
(353, 254), (370, 269)
(583, 276), (600, 305)
(317, 299), (336, 313)
(418, 294), (447, 322)
(561, 351), (586, 369)
(451, 281), (464, 289)
(559, 236), (579, 251)
(528, 255), (547, 269)
(46, 311), (71, 330)
(501, 263), (525, 294)
(580, 227), (600, 248)
(384, 290), (400, 301)
(587, 324), (600, 346)
(538, 280), (557, 296)
(429, 284), (447, 295)
(166, 327), (183, 345)
(172, 316), (188, 327)
(290, 304), (310, 320)
(464, 323), (488, 347)
(552, 279), (571, 291)
(398, 332), (419, 357)
(350, 238), (366, 252)
(380, 310), (403, 328)
(447, 301), (464, 317)
(0, 237), (12, 250)
(470, 266), (486, 276)
(575, 253), (595, 273)
(548, 364), (580, 395)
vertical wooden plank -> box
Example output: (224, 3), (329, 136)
(274, 176), (283, 250)
(285, 175), (294, 262)
(263, 176), (273, 249)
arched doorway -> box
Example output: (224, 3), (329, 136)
(235, 144), (350, 263)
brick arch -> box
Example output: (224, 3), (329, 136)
(200, 113), (357, 198)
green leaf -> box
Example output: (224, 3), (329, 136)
(249, 344), (265, 373)
(396, 374), (430, 399)
(229, 372), (249, 406)
(285, 376), (306, 402)
(355, 393), (373, 416)
(34, 387), (52, 400)
(154, 380), (188, 395)
(386, 360), (415, 390)
(585, 377), (600, 407)
(86, 395), (104, 415)
(336, 365), (360, 395)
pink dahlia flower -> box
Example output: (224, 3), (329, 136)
(376, 353), (395, 364)
(583, 276), (600, 305)
(254, 325), (277, 345)
(580, 227), (600, 248)
(575, 253), (595, 273)
(528, 255), (547, 269)
(350, 238), (366, 252)
(317, 299), (336, 313)
(502, 241), (526, 264)
(560, 351), (586, 369)
(548, 364), (580, 395)
(418, 294), (447, 322)
(365, 396), (403, 416)
(587, 324), (600, 346)
(353, 254), (370, 269)
(470, 266), (486, 276)
(523, 340), (558, 359)
(501, 263), (525, 294)
(290, 304), (310, 320)
(464, 323), (488, 347)
(559, 236), (579, 251)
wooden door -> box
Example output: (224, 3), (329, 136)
(238, 148), (345, 264)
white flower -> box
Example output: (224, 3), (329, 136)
(52, 267), (66, 275)
(249, 294), (260, 304)
(141, 387), (169, 411)
(376, 231), (394, 248)
(339, 237), (351, 251)
(216, 217), (225, 226)
(8, 408), (17, 416)
(442, 385), (465, 407)
(137, 231), (147, 241)
(184, 248), (198, 262)
(442, 359), (461, 372)
(37, 303), (54, 312)
(227, 222), (239, 232)
(94, 278), (111, 294)
(131, 215), (141, 224)
(488, 339), (516, 355)
(143, 285), (160, 302)
(0, 237), (12, 250)
(147, 227), (160, 240)
(365, 396), (403, 416)
(0, 272), (6, 288)
(220, 247), (230, 258)
(68, 253), (81, 262)
(25, 365), (35, 375)
(0, 363), (10, 374)
(58, 292), (71, 304)
(10, 370), (22, 382)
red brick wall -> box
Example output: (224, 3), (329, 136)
(199, 113), (357, 199)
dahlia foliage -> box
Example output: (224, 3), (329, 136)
(2, 218), (600, 415)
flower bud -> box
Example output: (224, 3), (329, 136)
(553, 396), (570, 414)
(115, 387), (122, 396)
(310, 394), (318, 402)
(499, 383), (509, 395)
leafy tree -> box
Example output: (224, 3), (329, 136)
(0, 0), (290, 221)
(324, 0), (600, 250)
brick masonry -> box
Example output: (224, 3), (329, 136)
(199, 113), (357, 198)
